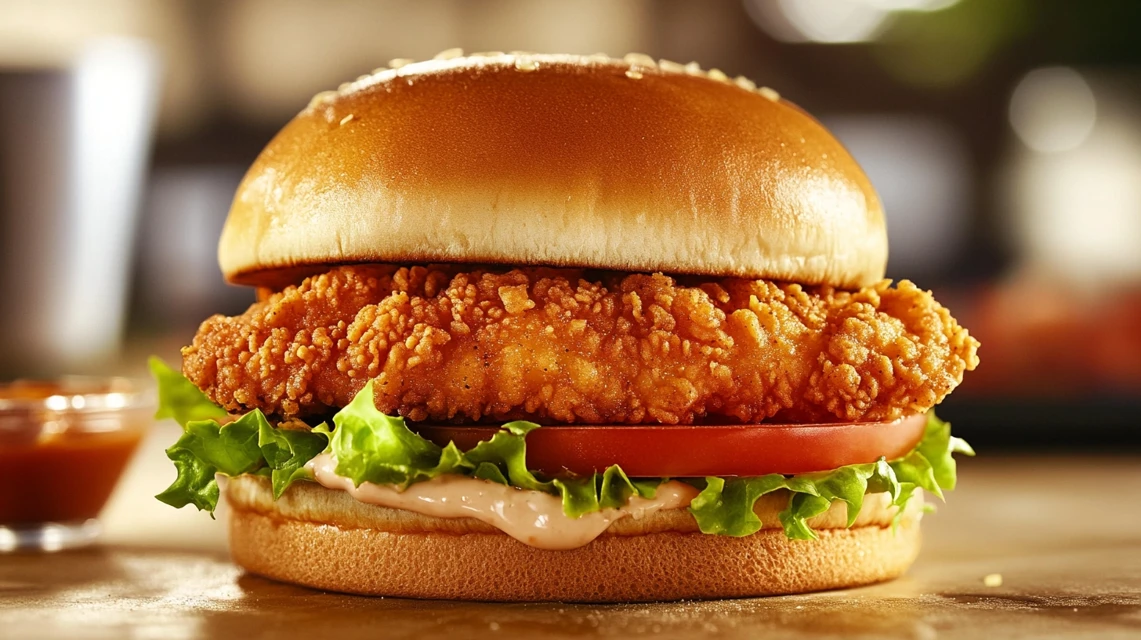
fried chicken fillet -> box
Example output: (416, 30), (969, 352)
(182, 265), (979, 425)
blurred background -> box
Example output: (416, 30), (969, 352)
(1, 0), (1139, 452)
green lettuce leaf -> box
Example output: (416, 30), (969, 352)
(154, 412), (263, 512)
(148, 357), (227, 427)
(866, 457), (901, 502)
(154, 447), (220, 512)
(556, 467), (661, 518)
(325, 385), (659, 519)
(919, 411), (974, 491)
(328, 381), (460, 487)
(687, 412), (972, 540)
(152, 360), (330, 510)
(554, 476), (602, 518)
(151, 358), (972, 541)
(258, 420), (331, 499)
(689, 475), (787, 536)
(779, 493), (834, 540)
(179, 413), (264, 476)
(599, 465), (657, 508)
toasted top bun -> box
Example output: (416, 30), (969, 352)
(220, 52), (886, 289)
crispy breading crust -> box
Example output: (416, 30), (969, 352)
(182, 266), (978, 424)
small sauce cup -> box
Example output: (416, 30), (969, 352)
(0, 377), (153, 552)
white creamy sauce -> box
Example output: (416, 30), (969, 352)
(305, 453), (698, 550)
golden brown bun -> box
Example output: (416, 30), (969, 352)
(220, 53), (886, 289)
(225, 475), (921, 602)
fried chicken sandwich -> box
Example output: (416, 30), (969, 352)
(153, 51), (979, 602)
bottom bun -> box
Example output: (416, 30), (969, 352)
(226, 476), (921, 602)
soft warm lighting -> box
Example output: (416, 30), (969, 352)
(0, 527), (17, 553)
(745, 0), (960, 44)
(1005, 73), (1141, 284)
(865, 0), (959, 10)
(1009, 67), (1097, 153)
(778, 0), (888, 43)
(746, 0), (888, 43)
(40, 524), (66, 552)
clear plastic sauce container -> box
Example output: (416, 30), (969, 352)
(0, 378), (153, 551)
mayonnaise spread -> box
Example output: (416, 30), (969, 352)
(305, 453), (698, 550)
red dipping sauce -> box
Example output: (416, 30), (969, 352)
(0, 379), (152, 526)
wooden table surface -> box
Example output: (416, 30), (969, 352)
(2, 424), (1139, 639)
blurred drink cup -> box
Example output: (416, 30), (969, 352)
(0, 38), (160, 377)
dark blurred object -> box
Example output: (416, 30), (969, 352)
(130, 165), (253, 333)
(825, 115), (971, 281)
(938, 395), (1139, 452)
(0, 67), (71, 376)
(938, 275), (1141, 451)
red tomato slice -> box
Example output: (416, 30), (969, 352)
(412, 414), (927, 477)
